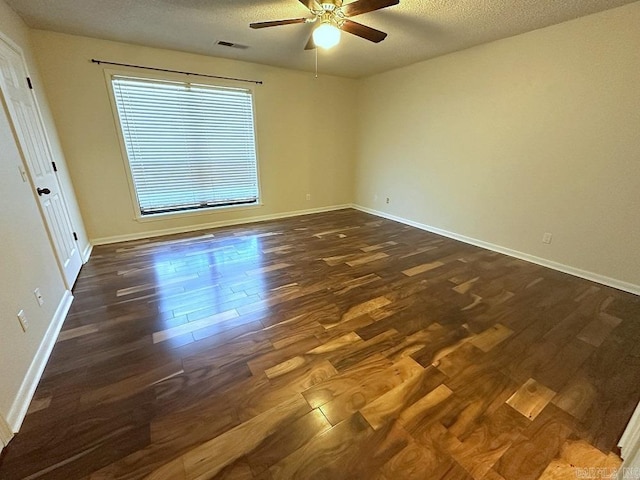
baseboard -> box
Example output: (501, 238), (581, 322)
(352, 204), (640, 296)
(0, 414), (13, 452)
(81, 241), (93, 263)
(91, 204), (352, 245)
(6, 290), (74, 432)
(619, 403), (640, 472)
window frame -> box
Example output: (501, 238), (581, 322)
(104, 68), (263, 222)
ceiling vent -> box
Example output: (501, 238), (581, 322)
(217, 41), (249, 50)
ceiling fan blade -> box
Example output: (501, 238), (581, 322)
(342, 0), (399, 17)
(304, 33), (317, 50)
(298, 0), (318, 10)
(341, 19), (387, 43)
(250, 18), (307, 29)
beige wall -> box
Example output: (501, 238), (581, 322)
(30, 31), (358, 243)
(0, 0), (85, 428)
(355, 2), (640, 289)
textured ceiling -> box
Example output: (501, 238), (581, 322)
(5, 0), (637, 78)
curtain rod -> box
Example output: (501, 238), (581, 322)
(90, 59), (263, 85)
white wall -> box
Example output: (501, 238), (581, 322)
(0, 0), (85, 432)
(30, 31), (358, 244)
(355, 2), (640, 291)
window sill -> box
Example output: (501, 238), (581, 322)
(133, 202), (263, 223)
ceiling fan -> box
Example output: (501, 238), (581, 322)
(250, 0), (399, 50)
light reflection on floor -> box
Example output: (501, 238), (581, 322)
(151, 233), (266, 347)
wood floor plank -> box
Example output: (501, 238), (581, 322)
(446, 404), (530, 479)
(536, 439), (622, 480)
(165, 394), (309, 479)
(469, 324), (513, 353)
(80, 360), (183, 406)
(360, 366), (447, 430)
(506, 378), (557, 420)
(342, 422), (412, 478)
(319, 357), (424, 425)
(302, 354), (393, 409)
(245, 408), (331, 475)
(152, 309), (239, 343)
(326, 296), (392, 328)
(551, 373), (598, 421)
(346, 251), (389, 267)
(402, 261), (445, 277)
(493, 404), (574, 480)
(381, 436), (451, 480)
(269, 412), (373, 479)
(442, 371), (518, 442)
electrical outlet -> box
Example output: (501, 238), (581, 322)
(542, 232), (553, 244)
(17, 310), (28, 332)
(306, 194), (311, 201)
(386, 197), (390, 204)
(34, 288), (44, 306)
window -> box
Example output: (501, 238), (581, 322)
(111, 76), (259, 216)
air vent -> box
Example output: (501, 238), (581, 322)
(217, 41), (249, 50)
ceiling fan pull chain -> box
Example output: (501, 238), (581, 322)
(315, 48), (318, 78)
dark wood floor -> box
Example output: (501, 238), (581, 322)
(1, 208), (639, 479)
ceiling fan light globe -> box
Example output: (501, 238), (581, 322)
(313, 23), (341, 49)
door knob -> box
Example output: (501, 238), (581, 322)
(37, 187), (51, 196)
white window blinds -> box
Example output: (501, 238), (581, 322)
(111, 76), (259, 215)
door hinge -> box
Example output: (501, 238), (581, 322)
(52, 161), (58, 172)
(26, 77), (33, 89)
(72, 232), (78, 241)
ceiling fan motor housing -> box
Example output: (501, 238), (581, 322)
(320, 0), (342, 12)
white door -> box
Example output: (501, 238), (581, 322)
(0, 38), (82, 288)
